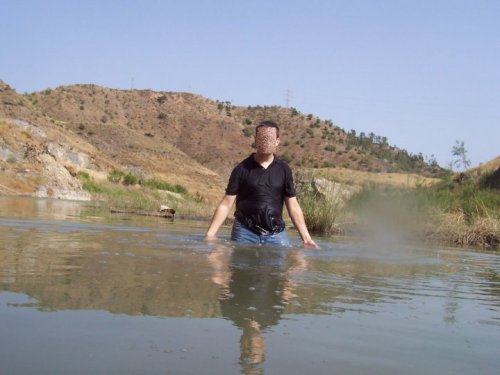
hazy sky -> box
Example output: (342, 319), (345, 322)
(1, 0), (498, 168)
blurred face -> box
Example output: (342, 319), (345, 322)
(255, 127), (279, 154)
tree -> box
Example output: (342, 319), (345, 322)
(451, 140), (471, 171)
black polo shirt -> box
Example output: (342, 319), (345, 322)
(226, 154), (296, 234)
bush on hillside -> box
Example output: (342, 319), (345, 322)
(243, 128), (253, 137)
(108, 169), (125, 183)
(123, 173), (137, 185)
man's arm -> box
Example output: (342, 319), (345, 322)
(285, 196), (319, 248)
(205, 195), (237, 240)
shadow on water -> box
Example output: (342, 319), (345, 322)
(1, 196), (499, 374)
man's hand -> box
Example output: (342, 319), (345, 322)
(303, 239), (320, 249)
(285, 197), (320, 250)
(204, 234), (218, 242)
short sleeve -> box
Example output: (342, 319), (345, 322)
(283, 163), (296, 198)
(225, 165), (241, 195)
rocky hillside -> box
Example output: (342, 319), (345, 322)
(0, 79), (444, 202)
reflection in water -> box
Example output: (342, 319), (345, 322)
(0, 196), (87, 221)
(0, 218), (222, 317)
(209, 244), (307, 374)
(0, 197), (499, 374)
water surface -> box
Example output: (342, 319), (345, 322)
(0, 197), (499, 374)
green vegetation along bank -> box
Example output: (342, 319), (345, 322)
(79, 164), (499, 250)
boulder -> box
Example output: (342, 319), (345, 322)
(160, 205), (176, 215)
(296, 176), (361, 206)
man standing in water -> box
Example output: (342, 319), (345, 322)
(205, 121), (318, 248)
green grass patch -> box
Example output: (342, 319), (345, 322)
(76, 176), (215, 218)
(77, 171), (90, 180)
(142, 178), (188, 194)
(82, 180), (104, 193)
(107, 170), (188, 195)
(77, 171), (104, 193)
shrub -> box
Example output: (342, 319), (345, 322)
(242, 128), (253, 137)
(65, 165), (77, 176)
(297, 187), (341, 235)
(77, 171), (90, 181)
(108, 169), (125, 183)
(324, 144), (336, 152)
(158, 112), (167, 120)
(123, 173), (137, 186)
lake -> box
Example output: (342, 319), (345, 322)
(0, 197), (499, 374)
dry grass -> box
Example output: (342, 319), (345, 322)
(300, 167), (440, 189)
(0, 120), (30, 151)
(425, 212), (499, 249)
(468, 156), (500, 174)
(0, 173), (39, 194)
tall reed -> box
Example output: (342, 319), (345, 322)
(298, 190), (342, 234)
(294, 170), (344, 235)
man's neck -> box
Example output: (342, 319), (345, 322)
(253, 152), (274, 168)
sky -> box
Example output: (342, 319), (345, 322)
(1, 0), (498, 168)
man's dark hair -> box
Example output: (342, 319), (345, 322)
(256, 121), (280, 138)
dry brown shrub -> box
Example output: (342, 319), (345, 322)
(426, 212), (499, 249)
(65, 165), (77, 177)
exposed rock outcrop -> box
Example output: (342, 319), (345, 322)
(34, 154), (91, 201)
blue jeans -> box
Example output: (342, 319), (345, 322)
(230, 220), (291, 246)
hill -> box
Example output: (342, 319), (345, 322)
(0, 79), (445, 203)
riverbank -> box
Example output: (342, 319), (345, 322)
(341, 167), (499, 250)
(2, 163), (498, 250)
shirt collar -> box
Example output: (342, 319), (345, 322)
(250, 153), (278, 169)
